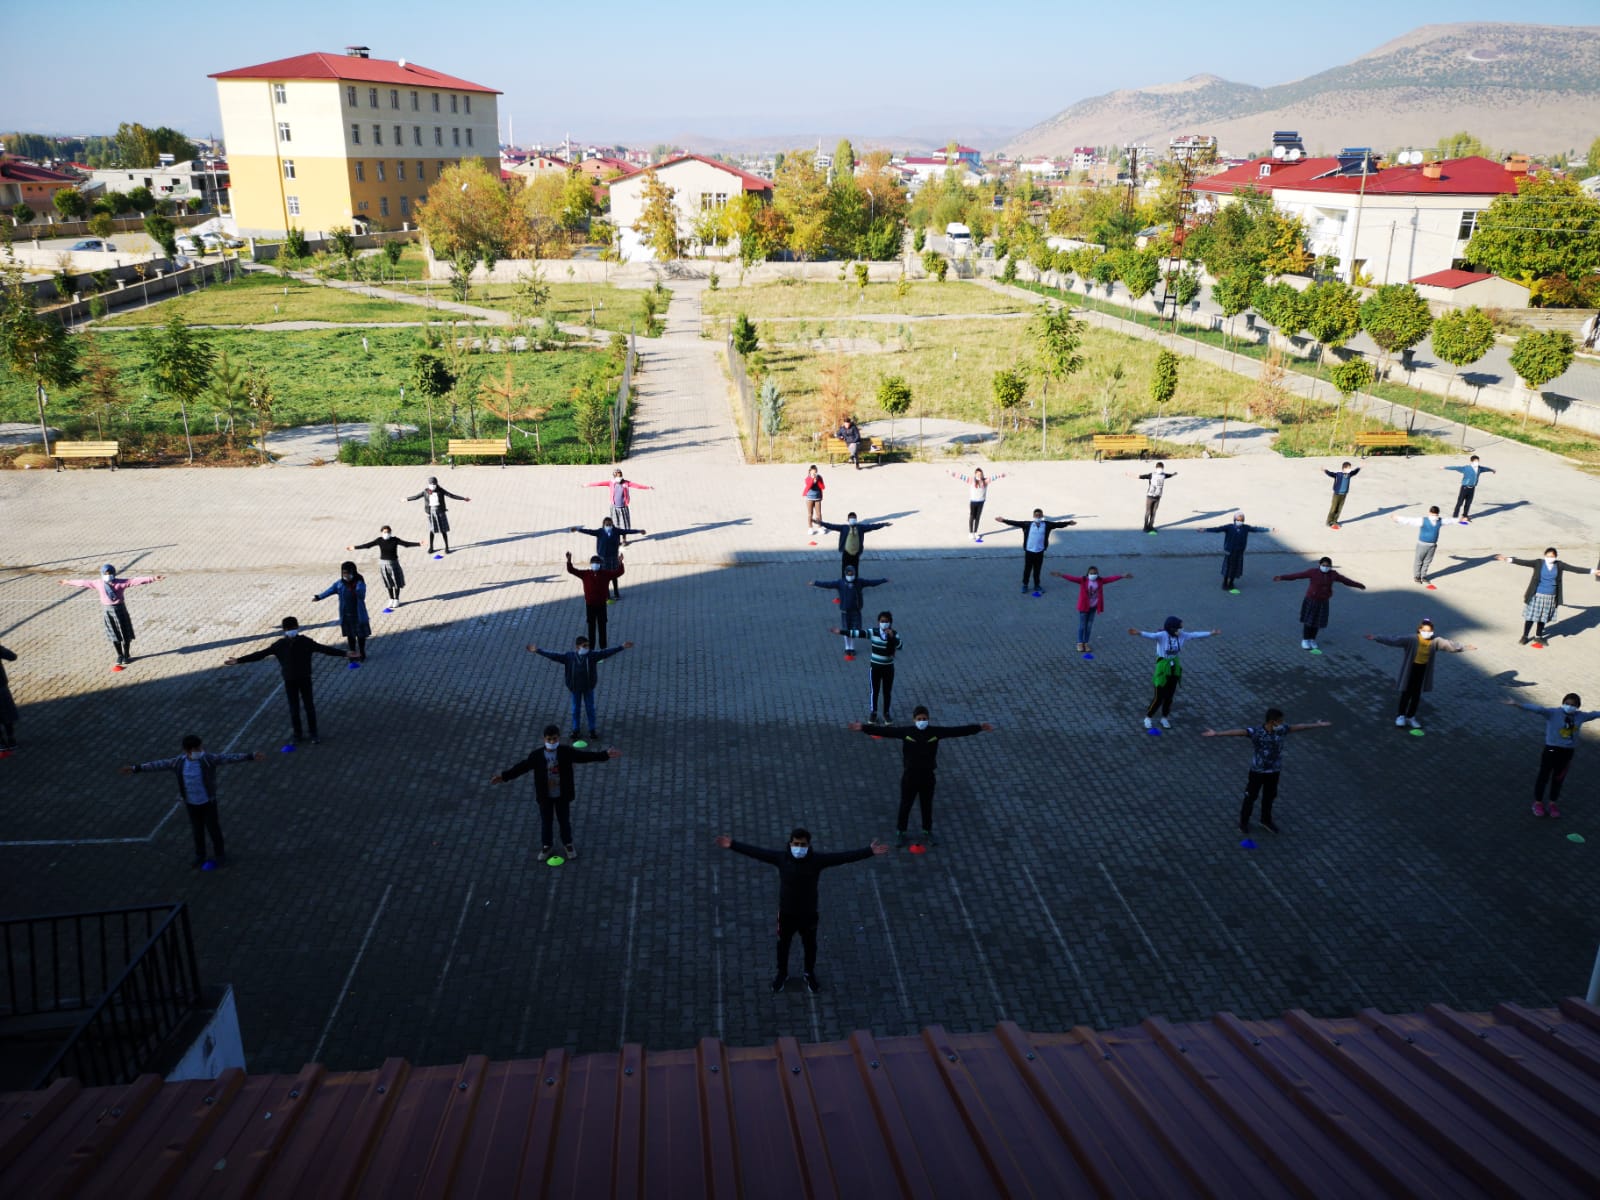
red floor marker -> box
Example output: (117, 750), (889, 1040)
(908, 843), (928, 854)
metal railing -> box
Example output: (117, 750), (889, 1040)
(1, 903), (202, 1089)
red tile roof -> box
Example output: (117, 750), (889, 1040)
(0, 158), (77, 184)
(6, 1004), (1600, 1197)
(210, 52), (499, 94)
(1411, 268), (1498, 288)
(625, 153), (770, 192)
(1195, 154), (1520, 198)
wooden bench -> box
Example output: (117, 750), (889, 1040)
(446, 437), (508, 466)
(1091, 434), (1150, 461)
(824, 436), (888, 464)
(51, 440), (119, 470)
(1354, 430), (1412, 457)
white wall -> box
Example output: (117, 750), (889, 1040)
(164, 985), (247, 1081)
(609, 159), (764, 262)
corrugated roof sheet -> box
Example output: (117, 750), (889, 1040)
(4, 1000), (1600, 1198)
(1195, 154), (1520, 198)
(209, 52), (500, 95)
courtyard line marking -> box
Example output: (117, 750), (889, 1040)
(311, 882), (393, 1062)
(868, 873), (914, 1023)
(618, 876), (639, 1049)
(949, 874), (1009, 1022)
(1180, 873), (1255, 972)
(1096, 862), (1186, 997)
(416, 883), (477, 1060)
(1022, 864), (1105, 1029)
(711, 864), (725, 1042)
(0, 681), (285, 849)
(515, 873), (561, 1058)
(1401, 862), (1543, 995)
(1248, 859), (1371, 1006)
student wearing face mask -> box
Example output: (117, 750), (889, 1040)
(848, 705), (994, 847)
(1505, 693), (1600, 818)
(1390, 507), (1445, 588)
(996, 508), (1078, 595)
(1128, 616), (1220, 730)
(1496, 549), (1589, 648)
(119, 734), (266, 868)
(492, 725), (620, 862)
(1323, 462), (1360, 529)
(313, 561), (371, 660)
(571, 517), (645, 601)
(801, 465), (826, 536)
(584, 469), (654, 543)
(1051, 565), (1133, 654)
(527, 636), (634, 742)
(1365, 620), (1476, 732)
(715, 826), (889, 993)
(225, 617), (354, 745)
(810, 568), (888, 660)
(566, 551), (625, 648)
(347, 525), (420, 608)
(1130, 462), (1177, 533)
(406, 476), (470, 555)
(1442, 455), (1495, 523)
(59, 564), (165, 670)
(1195, 513), (1273, 593)
(1272, 557), (1365, 652)
(829, 610), (901, 723)
(818, 511), (893, 578)
(946, 467), (1007, 542)
(1202, 709), (1332, 835)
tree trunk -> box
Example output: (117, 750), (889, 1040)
(35, 380), (51, 456)
(178, 398), (194, 463)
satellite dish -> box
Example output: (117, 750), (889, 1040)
(1286, 148), (1301, 161)
(1272, 145), (1286, 159)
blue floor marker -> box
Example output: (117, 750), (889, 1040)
(382, 607), (393, 613)
(347, 660), (361, 670)
(1081, 652), (1094, 660)
(434, 554), (443, 560)
(1032, 590), (1043, 598)
(1146, 727), (1162, 737)
(200, 859), (217, 872)
(1239, 838), (1256, 850)
(281, 743), (296, 754)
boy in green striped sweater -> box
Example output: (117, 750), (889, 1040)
(831, 610), (903, 723)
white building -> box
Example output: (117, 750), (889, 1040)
(607, 154), (772, 261)
(1070, 147), (1096, 173)
(80, 160), (229, 205)
(1193, 153), (1522, 285)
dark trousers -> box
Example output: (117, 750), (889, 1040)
(1397, 663), (1426, 718)
(840, 551), (860, 577)
(1303, 624), (1321, 640)
(1022, 550), (1044, 589)
(870, 664), (894, 716)
(536, 796), (574, 848)
(1143, 495), (1161, 531)
(184, 800), (225, 860)
(777, 912), (818, 975)
(898, 767), (936, 832)
(1534, 746), (1575, 803)
(285, 678), (318, 739)
(1452, 485), (1475, 519)
(585, 602), (608, 648)
(1146, 678), (1179, 718)
(969, 500), (984, 534)
(1327, 493), (1348, 526)
(1240, 771), (1280, 827)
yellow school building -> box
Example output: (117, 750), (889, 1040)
(210, 47), (501, 238)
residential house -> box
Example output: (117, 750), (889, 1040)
(1070, 147), (1096, 173)
(79, 160), (229, 208)
(1192, 152), (1523, 285)
(607, 154), (771, 261)
(0, 157), (78, 219)
(507, 153), (569, 180)
(1410, 268), (1530, 312)
(209, 45), (501, 237)
(573, 156), (637, 184)
(1017, 157), (1066, 178)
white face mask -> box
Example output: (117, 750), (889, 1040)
(914, 719), (929, 730)
(590, 563), (601, 572)
(1546, 557), (1558, 565)
(1319, 565), (1330, 573)
(1419, 630), (1434, 640)
(187, 751), (203, 760)
(1087, 573), (1099, 580)
(879, 622), (890, 633)
(849, 518), (857, 526)
(1562, 704), (1578, 713)
(544, 741), (560, 751)
(577, 647), (589, 656)
(284, 629), (298, 638)
(844, 573), (855, 581)
(790, 845), (809, 859)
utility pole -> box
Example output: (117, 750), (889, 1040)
(1122, 144), (1139, 216)
(1347, 152), (1373, 285)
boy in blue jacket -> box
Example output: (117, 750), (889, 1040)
(120, 735), (266, 867)
(527, 636), (634, 741)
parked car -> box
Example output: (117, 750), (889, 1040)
(201, 233), (243, 250)
(68, 239), (117, 252)
(174, 235), (204, 255)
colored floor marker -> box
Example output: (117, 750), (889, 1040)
(832, 597), (839, 604)
(1147, 530), (1158, 536)
(111, 664), (124, 672)
(200, 860), (217, 872)
(1146, 727), (1162, 737)
(1459, 520), (1470, 525)
(434, 553), (443, 560)
(908, 843), (927, 855)
(1425, 584), (1437, 591)
(347, 660), (361, 670)
(383, 607), (393, 614)
(572, 739), (588, 749)
(281, 744), (296, 754)
(1228, 589), (1241, 595)
(975, 536), (984, 543)
(1309, 648), (1324, 655)
(1568, 834), (1586, 844)
(1032, 591), (1043, 598)
(0, 750), (12, 760)
(545, 855), (566, 867)
(1408, 728), (1426, 737)
(1239, 839), (1256, 850)
(1081, 652), (1094, 661)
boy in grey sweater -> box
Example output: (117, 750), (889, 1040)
(120, 734), (266, 867)
(1505, 693), (1600, 819)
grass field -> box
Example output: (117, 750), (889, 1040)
(703, 279), (1029, 321)
(744, 314), (1448, 462)
(99, 272), (433, 327)
(457, 282), (653, 334)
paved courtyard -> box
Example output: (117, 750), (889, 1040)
(3, 284), (1600, 1074)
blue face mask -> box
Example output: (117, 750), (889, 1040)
(790, 845), (809, 859)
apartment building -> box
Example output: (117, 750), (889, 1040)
(210, 46), (500, 237)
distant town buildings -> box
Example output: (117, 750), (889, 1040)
(0, 157), (78, 214)
(208, 45), (501, 237)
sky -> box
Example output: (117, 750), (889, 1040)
(6, 0), (1597, 147)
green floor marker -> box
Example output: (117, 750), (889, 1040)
(546, 855), (566, 866)
(1568, 834), (1585, 844)
(572, 739), (588, 749)
(1228, 589), (1241, 595)
(1408, 728), (1426, 737)
(1309, 648), (1323, 655)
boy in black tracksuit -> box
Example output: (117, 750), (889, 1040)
(224, 616), (352, 744)
(492, 724), (620, 861)
(996, 510), (1077, 593)
(716, 826), (888, 993)
(120, 734), (266, 867)
(830, 610), (902, 723)
(818, 512), (893, 577)
(850, 705), (993, 847)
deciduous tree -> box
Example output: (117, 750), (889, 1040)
(1466, 175), (1600, 282)
(1032, 304), (1085, 449)
(143, 314), (215, 462)
(1, 265), (81, 453)
(1359, 284), (1432, 381)
(992, 366), (1028, 430)
(420, 159), (526, 262)
(1430, 306), (1496, 407)
(53, 188), (87, 221)
(1303, 280), (1362, 404)
(876, 374), (912, 444)
(773, 150), (829, 260)
(631, 171), (680, 261)
(1150, 348), (1179, 411)
(1508, 330), (1575, 427)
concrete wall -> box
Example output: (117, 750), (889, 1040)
(422, 247), (912, 285)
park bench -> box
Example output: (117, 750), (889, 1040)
(51, 440), (120, 470)
(1354, 430), (1412, 458)
(824, 435), (887, 464)
(1091, 433), (1150, 461)
(446, 437), (508, 466)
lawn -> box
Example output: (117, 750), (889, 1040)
(703, 279), (1029, 321)
(370, 277), (651, 335)
(0, 325), (624, 464)
(99, 272), (435, 327)
(742, 315), (1448, 462)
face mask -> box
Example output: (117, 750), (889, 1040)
(849, 518), (857, 526)
(1234, 520), (1244, 525)
(1562, 704), (1577, 713)
(790, 845), (809, 859)
(577, 648), (589, 656)
(1419, 630), (1433, 640)
(187, 751), (202, 760)
(545, 741), (560, 751)
(1087, 573), (1099, 580)
(603, 524), (613, 532)
(102, 573), (115, 582)
(844, 573), (855, 581)
(284, 629), (299, 638)
(879, 622), (890, 632)
(1319, 565), (1330, 573)
(1546, 557), (1557, 565)
(914, 719), (929, 730)
(590, 564), (601, 572)
(342, 575), (354, 583)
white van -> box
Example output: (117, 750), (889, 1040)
(945, 222), (972, 245)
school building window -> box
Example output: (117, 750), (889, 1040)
(417, 161), (426, 181)
(1457, 211), (1480, 240)
(389, 89), (400, 109)
(413, 126), (422, 146)
(286, 195), (300, 216)
(273, 83), (287, 103)
(368, 87), (379, 108)
(463, 95), (472, 114)
(396, 161), (406, 181)
(400, 195), (411, 216)
(373, 124), (383, 145)
(465, 129), (473, 147)
(434, 127), (443, 146)
(410, 90), (419, 111)
(282, 159), (295, 180)
(376, 161), (385, 181)
(431, 93), (440, 112)
(346, 85), (358, 106)
(379, 196), (390, 217)
(357, 200), (369, 211)
(277, 122), (291, 142)
(452, 128), (460, 146)
(450, 94), (458, 113)
(355, 161), (365, 181)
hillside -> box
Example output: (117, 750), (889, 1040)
(1003, 23), (1600, 158)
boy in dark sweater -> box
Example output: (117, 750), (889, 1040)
(830, 609), (902, 723)
(224, 617), (353, 744)
(527, 636), (634, 741)
(566, 551), (625, 647)
(347, 525), (421, 608)
(818, 512), (893, 577)
(1324, 462), (1360, 529)
(810, 569), (888, 660)
(120, 734), (266, 867)
(492, 725), (620, 861)
(716, 826), (888, 993)
(570, 518), (644, 600)
(849, 705), (994, 847)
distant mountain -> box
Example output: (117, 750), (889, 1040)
(1003, 23), (1600, 158)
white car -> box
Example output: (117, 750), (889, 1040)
(202, 233), (243, 250)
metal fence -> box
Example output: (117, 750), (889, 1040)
(611, 332), (636, 462)
(726, 333), (760, 461)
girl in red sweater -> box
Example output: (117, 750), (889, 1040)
(1051, 566), (1133, 654)
(802, 466), (825, 535)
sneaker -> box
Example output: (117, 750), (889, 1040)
(1021, 585), (1029, 594)
(565, 844), (578, 859)
(1260, 818), (1279, 834)
(921, 830), (935, 847)
(192, 856), (206, 869)
(1159, 717), (1171, 729)
(1394, 716), (1407, 727)
(1406, 717), (1421, 729)
(1519, 636), (1530, 645)
(882, 711), (892, 723)
(570, 729), (581, 741)
(869, 711), (879, 724)
(1307, 640), (1319, 652)
(1300, 639), (1311, 650)
(1075, 643), (1085, 653)
(1143, 717), (1154, 730)
(537, 846), (551, 862)
(895, 830), (908, 847)
(1548, 803), (1561, 819)
(804, 972), (821, 993)
(587, 730), (599, 741)
(1532, 801), (1546, 817)
(771, 973), (788, 993)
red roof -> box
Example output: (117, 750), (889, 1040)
(1195, 154), (1519, 198)
(0, 158), (77, 185)
(6, 1005), (1600, 1197)
(1411, 268), (1498, 289)
(210, 52), (499, 94)
(625, 153), (770, 192)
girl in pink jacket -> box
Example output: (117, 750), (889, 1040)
(1052, 566), (1133, 654)
(60, 564), (164, 670)
(801, 465), (826, 535)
